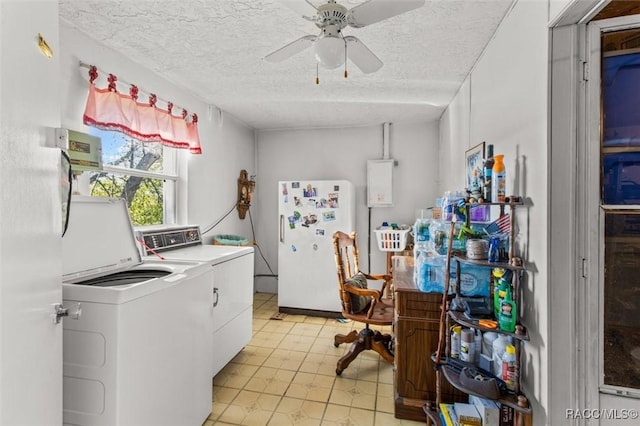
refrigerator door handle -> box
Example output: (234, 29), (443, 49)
(279, 214), (285, 243)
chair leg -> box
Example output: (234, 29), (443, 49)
(374, 330), (393, 345)
(336, 331), (368, 375)
(334, 330), (359, 347)
(371, 331), (394, 364)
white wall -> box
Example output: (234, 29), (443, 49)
(186, 110), (256, 241)
(58, 21), (256, 244)
(438, 78), (471, 193)
(440, 0), (549, 422)
(254, 121), (440, 293)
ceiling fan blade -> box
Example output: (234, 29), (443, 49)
(278, 0), (318, 20)
(264, 35), (317, 63)
(344, 36), (383, 74)
(347, 0), (425, 28)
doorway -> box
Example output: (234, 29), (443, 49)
(550, 7), (640, 424)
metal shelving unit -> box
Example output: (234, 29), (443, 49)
(430, 200), (532, 426)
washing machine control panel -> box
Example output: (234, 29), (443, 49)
(136, 226), (202, 254)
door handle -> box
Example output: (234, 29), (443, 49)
(53, 302), (82, 324)
(280, 214), (285, 243)
(213, 287), (219, 307)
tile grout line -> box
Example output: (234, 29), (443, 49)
(210, 293), (421, 426)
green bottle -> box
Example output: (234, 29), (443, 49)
(492, 268), (506, 318)
(499, 284), (517, 333)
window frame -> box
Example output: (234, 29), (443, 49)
(87, 128), (179, 226)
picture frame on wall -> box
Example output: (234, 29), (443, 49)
(465, 142), (485, 196)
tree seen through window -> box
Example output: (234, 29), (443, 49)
(88, 129), (174, 226)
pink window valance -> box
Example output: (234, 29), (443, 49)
(82, 66), (201, 154)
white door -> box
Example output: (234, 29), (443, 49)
(0, 1), (63, 423)
(579, 15), (640, 423)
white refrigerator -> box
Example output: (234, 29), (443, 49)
(278, 180), (355, 313)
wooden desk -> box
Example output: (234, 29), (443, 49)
(392, 256), (466, 421)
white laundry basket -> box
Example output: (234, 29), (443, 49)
(374, 226), (411, 252)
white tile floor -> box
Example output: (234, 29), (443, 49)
(204, 293), (425, 426)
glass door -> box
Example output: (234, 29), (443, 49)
(589, 18), (640, 398)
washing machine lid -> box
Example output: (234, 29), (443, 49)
(62, 196), (142, 282)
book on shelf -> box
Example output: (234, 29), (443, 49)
(500, 403), (515, 426)
(439, 403), (458, 426)
(454, 402), (482, 426)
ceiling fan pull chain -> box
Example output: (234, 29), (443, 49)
(316, 63), (320, 85)
(344, 40), (348, 79)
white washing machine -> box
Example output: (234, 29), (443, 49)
(62, 197), (214, 426)
(136, 226), (255, 377)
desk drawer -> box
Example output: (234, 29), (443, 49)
(395, 292), (442, 319)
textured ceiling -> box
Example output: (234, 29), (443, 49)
(59, 0), (514, 130)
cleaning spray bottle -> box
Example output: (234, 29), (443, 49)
(492, 154), (506, 202)
(499, 283), (517, 333)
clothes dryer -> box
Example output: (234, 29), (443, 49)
(136, 226), (255, 376)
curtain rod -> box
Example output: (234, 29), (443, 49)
(78, 60), (193, 115)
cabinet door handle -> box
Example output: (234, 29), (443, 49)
(213, 287), (219, 307)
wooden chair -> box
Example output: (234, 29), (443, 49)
(332, 231), (394, 375)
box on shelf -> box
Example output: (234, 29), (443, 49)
(454, 402), (482, 426)
(479, 353), (494, 373)
(414, 253), (491, 296)
(469, 395), (500, 426)
(469, 204), (490, 222)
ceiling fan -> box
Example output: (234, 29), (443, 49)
(264, 0), (426, 82)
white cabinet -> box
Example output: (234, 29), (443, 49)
(211, 251), (254, 376)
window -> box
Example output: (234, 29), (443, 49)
(88, 128), (177, 226)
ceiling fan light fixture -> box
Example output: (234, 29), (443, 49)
(314, 35), (345, 69)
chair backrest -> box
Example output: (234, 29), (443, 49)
(333, 231), (360, 280)
(332, 231), (360, 314)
